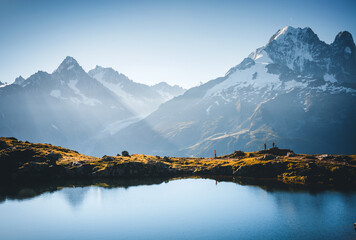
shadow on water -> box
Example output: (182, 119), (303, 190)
(0, 177), (172, 203)
(1, 176), (355, 203)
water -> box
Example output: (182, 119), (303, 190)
(0, 178), (355, 240)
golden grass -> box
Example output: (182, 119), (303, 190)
(1, 137), (355, 186)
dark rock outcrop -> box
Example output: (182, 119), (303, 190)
(257, 148), (294, 156)
(234, 162), (287, 178)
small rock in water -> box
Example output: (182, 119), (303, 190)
(354, 223), (356, 230)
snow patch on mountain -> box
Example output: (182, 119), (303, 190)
(313, 82), (356, 94)
(345, 47), (352, 54)
(50, 89), (62, 98)
(0, 81), (8, 88)
(283, 80), (308, 89)
(54, 56), (80, 74)
(68, 80), (102, 106)
(251, 50), (273, 64)
(205, 54), (281, 99)
(273, 26), (289, 40)
(324, 73), (337, 83)
(90, 70), (105, 82)
(269, 27), (316, 71)
(93, 75), (150, 114)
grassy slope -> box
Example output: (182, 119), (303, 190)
(0, 137), (355, 188)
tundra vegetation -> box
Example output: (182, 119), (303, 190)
(0, 137), (355, 189)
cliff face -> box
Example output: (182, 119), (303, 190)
(1, 137), (355, 189)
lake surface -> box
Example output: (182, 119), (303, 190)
(0, 178), (355, 240)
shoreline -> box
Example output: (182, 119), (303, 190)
(1, 137), (355, 191)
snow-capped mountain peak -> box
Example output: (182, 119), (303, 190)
(264, 26), (328, 73)
(205, 26), (356, 101)
(270, 25), (290, 41)
(88, 65), (131, 84)
(269, 26), (317, 42)
(114, 26), (356, 157)
(54, 56), (82, 74)
(151, 82), (186, 100)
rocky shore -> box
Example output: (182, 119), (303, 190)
(1, 137), (355, 189)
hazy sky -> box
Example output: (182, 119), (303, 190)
(1, 0), (355, 88)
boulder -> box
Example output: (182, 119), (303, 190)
(122, 151), (130, 157)
(317, 154), (334, 161)
(258, 154), (276, 161)
(102, 156), (115, 162)
(286, 152), (295, 157)
(231, 150), (246, 158)
(71, 161), (81, 167)
(258, 148), (294, 156)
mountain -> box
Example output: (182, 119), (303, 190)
(96, 26), (356, 157)
(13, 76), (25, 85)
(0, 81), (8, 87)
(151, 82), (186, 101)
(0, 57), (134, 152)
(0, 57), (186, 154)
(88, 66), (185, 116)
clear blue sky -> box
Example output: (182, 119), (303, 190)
(1, 0), (355, 88)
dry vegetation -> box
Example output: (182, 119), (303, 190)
(1, 137), (355, 188)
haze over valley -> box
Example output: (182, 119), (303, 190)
(1, 26), (355, 157)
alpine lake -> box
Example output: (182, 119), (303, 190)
(0, 178), (355, 240)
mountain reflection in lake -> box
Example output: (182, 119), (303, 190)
(0, 178), (355, 240)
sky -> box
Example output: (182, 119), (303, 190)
(1, 0), (356, 88)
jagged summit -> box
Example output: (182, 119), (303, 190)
(152, 82), (171, 88)
(14, 75), (25, 85)
(54, 56), (82, 74)
(89, 65), (123, 78)
(334, 31), (354, 43)
(152, 81), (185, 91)
(113, 26), (356, 157)
(237, 26), (356, 82)
(93, 65), (110, 70)
(270, 26), (318, 42)
(332, 31), (355, 53)
(92, 65), (113, 72)
(151, 82), (186, 100)
(88, 65), (131, 85)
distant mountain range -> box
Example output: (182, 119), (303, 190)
(88, 66), (185, 116)
(1, 26), (355, 157)
(0, 57), (185, 152)
(92, 26), (356, 157)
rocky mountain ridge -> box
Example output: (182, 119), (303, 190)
(0, 57), (185, 153)
(98, 26), (356, 157)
